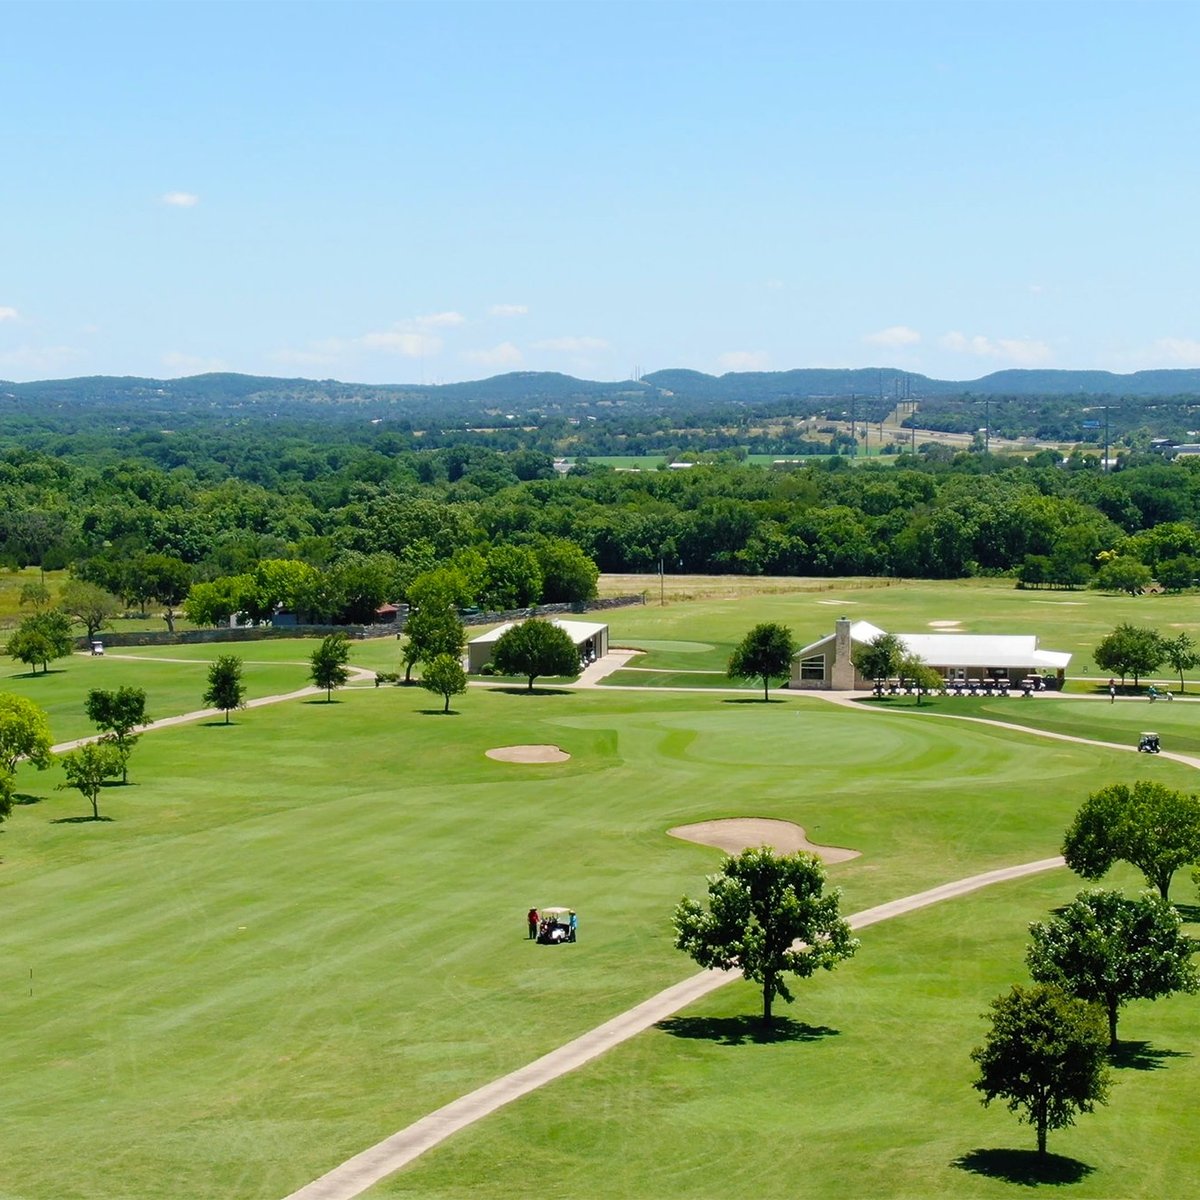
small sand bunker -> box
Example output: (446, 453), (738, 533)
(669, 818), (860, 863)
(927, 620), (962, 628)
(486, 744), (571, 764)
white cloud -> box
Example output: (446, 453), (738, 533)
(359, 330), (442, 356)
(465, 341), (523, 367)
(414, 311), (464, 328)
(161, 191), (200, 207)
(161, 351), (228, 374)
(1150, 337), (1200, 365)
(1028, 283), (1044, 295)
(0, 306), (19, 322)
(939, 331), (1051, 365)
(533, 336), (609, 352)
(490, 304), (528, 317)
(717, 350), (769, 372)
(863, 325), (921, 348)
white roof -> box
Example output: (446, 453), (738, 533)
(469, 618), (607, 647)
(796, 620), (1071, 670)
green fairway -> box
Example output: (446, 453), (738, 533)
(2, 596), (1199, 1199)
(368, 866), (1199, 1200)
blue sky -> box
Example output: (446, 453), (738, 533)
(4, 0), (1199, 385)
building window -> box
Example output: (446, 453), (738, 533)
(799, 654), (825, 680)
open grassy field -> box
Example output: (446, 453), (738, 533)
(1, 590), (1198, 1198)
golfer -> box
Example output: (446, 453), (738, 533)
(527, 907), (539, 940)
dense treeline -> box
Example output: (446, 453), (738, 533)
(6, 431), (1200, 615)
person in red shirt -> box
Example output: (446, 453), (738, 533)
(527, 908), (539, 940)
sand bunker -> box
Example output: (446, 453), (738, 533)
(669, 818), (860, 863)
(927, 620), (962, 628)
(486, 744), (571, 764)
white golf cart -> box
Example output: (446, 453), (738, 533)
(536, 907), (577, 944)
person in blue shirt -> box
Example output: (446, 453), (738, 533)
(568, 910), (577, 942)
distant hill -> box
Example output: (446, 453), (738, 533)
(6, 366), (1200, 420)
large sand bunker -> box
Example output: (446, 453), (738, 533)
(486, 744), (571, 763)
(669, 818), (860, 863)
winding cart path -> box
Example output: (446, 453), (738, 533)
(280, 856), (1065, 1200)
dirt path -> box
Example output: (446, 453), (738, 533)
(280, 856), (1064, 1200)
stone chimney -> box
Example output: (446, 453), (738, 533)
(831, 616), (856, 691)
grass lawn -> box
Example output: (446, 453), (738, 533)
(2, 676), (1197, 1198)
(368, 865), (1199, 1200)
(3, 588), (1200, 1199)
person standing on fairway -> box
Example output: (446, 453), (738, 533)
(527, 907), (539, 940)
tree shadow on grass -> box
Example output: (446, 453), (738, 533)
(490, 687), (576, 697)
(1109, 1040), (1190, 1071)
(51, 815), (115, 824)
(721, 697), (785, 704)
(1173, 902), (1200, 923)
(199, 720), (239, 727)
(14, 793), (41, 806)
(656, 1015), (839, 1046)
(418, 708), (461, 716)
(952, 1148), (1093, 1186)
(301, 698), (343, 705)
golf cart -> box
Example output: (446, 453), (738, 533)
(537, 907), (576, 944)
(1138, 731), (1161, 754)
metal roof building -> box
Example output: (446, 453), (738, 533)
(791, 618), (1071, 691)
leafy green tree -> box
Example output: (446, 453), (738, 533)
(57, 740), (125, 820)
(535, 538), (599, 604)
(898, 652), (942, 706)
(401, 588), (465, 684)
(84, 687), (150, 783)
(1090, 556), (1153, 595)
(1062, 781), (1200, 900)
(140, 553), (192, 632)
(309, 633), (351, 701)
(184, 575), (254, 627)
(674, 846), (857, 1024)
(203, 655), (246, 724)
(480, 545), (543, 611)
(1027, 889), (1198, 1047)
(491, 619), (579, 691)
(7, 610), (75, 674)
(421, 653), (468, 713)
(726, 622), (797, 701)
(18, 581), (51, 611)
(1160, 632), (1199, 694)
(0, 768), (14, 825)
(1156, 555), (1200, 593)
(1093, 623), (1164, 686)
(0, 693), (53, 774)
(851, 631), (905, 682)
(971, 983), (1110, 1156)
(58, 579), (121, 639)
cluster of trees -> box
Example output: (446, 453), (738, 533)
(1093, 624), (1198, 688)
(970, 781), (1200, 1156)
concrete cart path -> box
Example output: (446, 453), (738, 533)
(49, 665), (377, 754)
(280, 855), (1065, 1200)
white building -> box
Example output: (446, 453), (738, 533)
(791, 618), (1071, 691)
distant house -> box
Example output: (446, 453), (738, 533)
(467, 618), (609, 674)
(791, 617), (1071, 691)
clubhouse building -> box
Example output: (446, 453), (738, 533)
(791, 617), (1072, 691)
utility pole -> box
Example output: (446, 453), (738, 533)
(984, 397), (990, 453)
